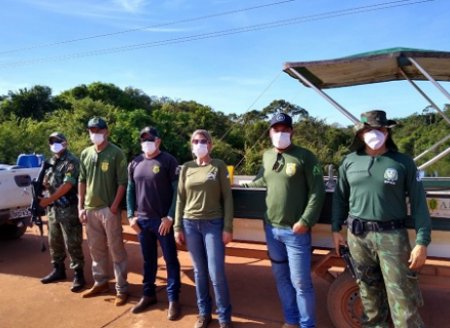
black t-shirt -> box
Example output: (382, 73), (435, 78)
(129, 152), (178, 219)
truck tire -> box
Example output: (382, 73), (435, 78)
(327, 271), (363, 328)
(0, 222), (28, 240)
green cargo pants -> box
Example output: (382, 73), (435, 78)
(348, 229), (424, 328)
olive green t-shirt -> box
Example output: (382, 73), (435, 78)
(331, 150), (431, 246)
(245, 145), (325, 228)
(174, 159), (233, 233)
(79, 143), (128, 210)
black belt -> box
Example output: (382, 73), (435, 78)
(346, 216), (406, 235)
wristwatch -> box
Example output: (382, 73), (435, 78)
(166, 216), (174, 221)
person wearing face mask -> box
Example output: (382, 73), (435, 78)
(78, 117), (129, 306)
(332, 110), (431, 327)
(241, 113), (325, 328)
(39, 132), (85, 292)
(174, 129), (233, 328)
(126, 127), (181, 319)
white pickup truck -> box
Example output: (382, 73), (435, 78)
(0, 155), (42, 239)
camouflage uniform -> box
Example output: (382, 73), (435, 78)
(46, 150), (84, 270)
(348, 230), (424, 328)
(332, 111), (431, 328)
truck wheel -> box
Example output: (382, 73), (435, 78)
(0, 223), (28, 240)
(327, 271), (363, 328)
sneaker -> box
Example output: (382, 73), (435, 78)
(81, 283), (109, 298)
(194, 314), (212, 328)
(115, 293), (128, 306)
(167, 301), (181, 320)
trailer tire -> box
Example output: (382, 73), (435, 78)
(0, 223), (28, 240)
(327, 271), (363, 328)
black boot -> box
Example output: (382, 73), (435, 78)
(70, 269), (86, 292)
(41, 262), (66, 284)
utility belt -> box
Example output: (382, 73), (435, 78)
(346, 215), (406, 236)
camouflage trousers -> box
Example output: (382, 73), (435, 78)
(47, 205), (84, 270)
(348, 229), (424, 328)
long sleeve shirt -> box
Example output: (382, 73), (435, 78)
(331, 150), (431, 246)
(245, 145), (325, 228)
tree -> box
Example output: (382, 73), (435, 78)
(0, 85), (56, 121)
(261, 99), (309, 121)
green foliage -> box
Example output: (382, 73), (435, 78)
(1, 82), (449, 178)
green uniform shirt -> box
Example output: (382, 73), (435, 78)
(245, 145), (325, 228)
(174, 159), (233, 233)
(332, 150), (432, 246)
(79, 143), (128, 210)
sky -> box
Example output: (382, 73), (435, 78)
(1, 0), (449, 126)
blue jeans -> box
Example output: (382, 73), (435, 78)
(183, 218), (232, 324)
(137, 217), (180, 302)
(265, 223), (315, 328)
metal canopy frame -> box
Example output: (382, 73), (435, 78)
(284, 48), (450, 170)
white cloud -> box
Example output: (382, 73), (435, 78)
(20, 0), (147, 20)
(113, 0), (147, 13)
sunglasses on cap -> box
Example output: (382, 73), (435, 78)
(192, 139), (208, 145)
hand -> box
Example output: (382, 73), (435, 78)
(158, 217), (173, 236)
(109, 204), (119, 215)
(223, 231), (233, 245)
(79, 209), (87, 225)
(332, 232), (347, 256)
(39, 197), (52, 208)
(409, 244), (427, 270)
(129, 217), (141, 234)
(292, 221), (309, 234)
(175, 231), (185, 245)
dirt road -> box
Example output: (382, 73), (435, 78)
(1, 229), (449, 328)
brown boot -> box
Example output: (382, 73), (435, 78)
(81, 283), (109, 298)
(115, 293), (128, 306)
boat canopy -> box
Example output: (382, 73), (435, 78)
(284, 47), (450, 89)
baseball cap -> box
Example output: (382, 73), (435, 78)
(48, 132), (67, 143)
(270, 113), (293, 128)
(87, 117), (108, 129)
(139, 126), (160, 140)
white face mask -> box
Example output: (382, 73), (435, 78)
(50, 143), (64, 154)
(89, 132), (104, 146)
(192, 144), (209, 158)
(141, 141), (156, 155)
(271, 132), (291, 149)
(363, 129), (387, 150)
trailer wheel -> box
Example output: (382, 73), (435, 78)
(0, 223), (28, 240)
(327, 271), (363, 328)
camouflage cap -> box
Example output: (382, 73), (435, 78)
(48, 132), (67, 143)
(354, 110), (397, 133)
(87, 117), (108, 129)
